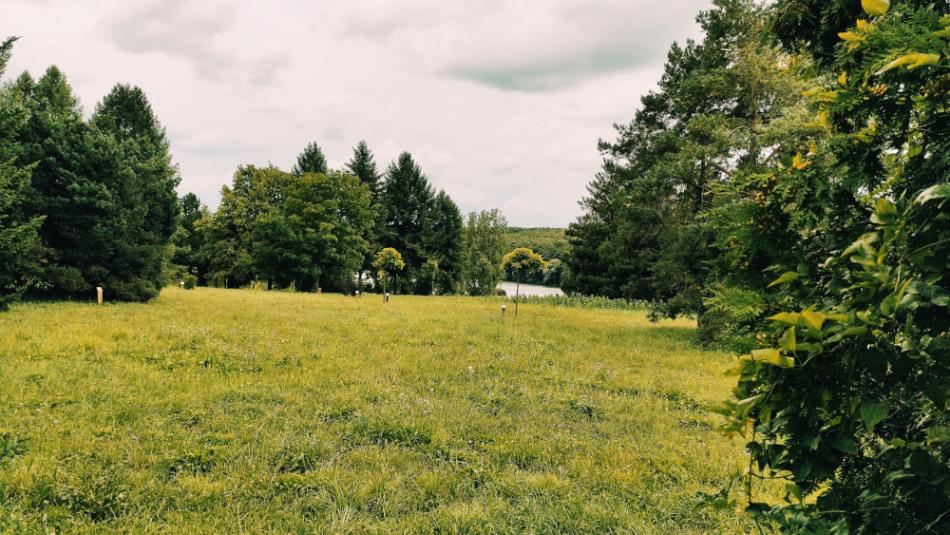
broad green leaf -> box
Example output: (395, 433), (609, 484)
(915, 183), (950, 204)
(767, 271), (799, 288)
(861, 0), (889, 16)
(769, 312), (801, 325)
(925, 426), (950, 445)
(876, 52), (940, 75)
(859, 401), (889, 433)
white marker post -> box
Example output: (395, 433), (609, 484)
(355, 290), (360, 298)
(501, 304), (507, 317)
(96, 286), (103, 305)
(179, 280), (185, 289)
(385, 292), (390, 302)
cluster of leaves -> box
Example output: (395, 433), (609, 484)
(0, 37), (180, 305)
(708, 1), (949, 532)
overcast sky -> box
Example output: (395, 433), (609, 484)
(3, 0), (711, 227)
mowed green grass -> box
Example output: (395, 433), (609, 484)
(0, 288), (754, 533)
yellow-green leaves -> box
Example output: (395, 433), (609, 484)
(791, 151), (810, 170)
(769, 311), (800, 325)
(802, 88), (839, 103)
(744, 348), (795, 368)
(779, 326), (797, 352)
(768, 271), (799, 288)
(861, 0), (889, 16)
(876, 52), (941, 75)
(800, 309), (826, 331)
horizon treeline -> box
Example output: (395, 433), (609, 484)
(175, 142), (481, 295)
(0, 35), (517, 306)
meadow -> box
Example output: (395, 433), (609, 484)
(0, 288), (761, 533)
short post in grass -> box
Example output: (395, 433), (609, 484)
(179, 280), (184, 289)
(96, 286), (103, 305)
(373, 247), (405, 304)
(501, 304), (507, 317)
(355, 290), (360, 298)
(500, 247), (545, 317)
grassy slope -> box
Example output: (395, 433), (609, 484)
(0, 288), (756, 533)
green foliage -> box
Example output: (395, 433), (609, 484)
(0, 37), (43, 311)
(513, 293), (647, 311)
(203, 165), (373, 292)
(462, 209), (507, 295)
(709, 2), (949, 531)
(372, 247), (405, 294)
(504, 227), (567, 286)
(564, 0), (804, 318)
(500, 247), (545, 283)
(378, 152), (464, 294)
(4, 58), (180, 303)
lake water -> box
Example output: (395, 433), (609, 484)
(496, 281), (565, 297)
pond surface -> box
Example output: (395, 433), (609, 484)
(496, 281), (565, 297)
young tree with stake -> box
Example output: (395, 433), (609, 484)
(373, 247), (404, 301)
(500, 247), (544, 316)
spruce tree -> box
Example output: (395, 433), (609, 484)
(379, 152), (434, 293)
(345, 140), (381, 199)
(291, 141), (328, 176)
(89, 84), (181, 300)
(0, 37), (43, 310)
(427, 190), (464, 294)
(345, 140), (382, 289)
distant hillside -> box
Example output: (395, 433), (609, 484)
(505, 227), (567, 261)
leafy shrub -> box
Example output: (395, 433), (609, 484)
(710, 3), (949, 532)
(182, 274), (197, 289)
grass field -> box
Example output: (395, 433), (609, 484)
(0, 288), (758, 533)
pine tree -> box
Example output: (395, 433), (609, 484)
(379, 152), (435, 293)
(345, 140), (381, 199)
(291, 141), (328, 176)
(15, 66), (118, 297)
(346, 140), (382, 289)
(90, 83), (181, 300)
(0, 37), (43, 310)
(427, 190), (464, 294)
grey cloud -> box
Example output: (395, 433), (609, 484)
(104, 0), (286, 85)
(334, 0), (708, 91)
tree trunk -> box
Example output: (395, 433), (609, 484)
(515, 272), (520, 317)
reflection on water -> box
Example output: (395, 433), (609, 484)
(496, 281), (565, 297)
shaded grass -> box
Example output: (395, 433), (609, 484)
(0, 288), (759, 533)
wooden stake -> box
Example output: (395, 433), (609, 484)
(96, 286), (103, 305)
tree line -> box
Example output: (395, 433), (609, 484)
(0, 36), (521, 307)
(173, 142), (513, 296)
(563, 0), (947, 531)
